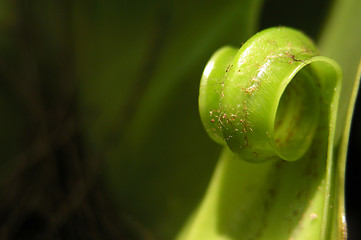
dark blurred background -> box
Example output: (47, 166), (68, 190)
(0, 0), (360, 239)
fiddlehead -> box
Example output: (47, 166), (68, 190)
(199, 27), (341, 162)
(178, 27), (344, 240)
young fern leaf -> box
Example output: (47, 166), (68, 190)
(177, 27), (344, 240)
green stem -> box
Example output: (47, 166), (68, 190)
(178, 27), (343, 240)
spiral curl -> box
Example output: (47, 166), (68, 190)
(199, 27), (341, 162)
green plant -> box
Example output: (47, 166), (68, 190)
(0, 0), (360, 239)
(175, 0), (361, 238)
(177, 26), (345, 240)
(175, 0), (361, 236)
